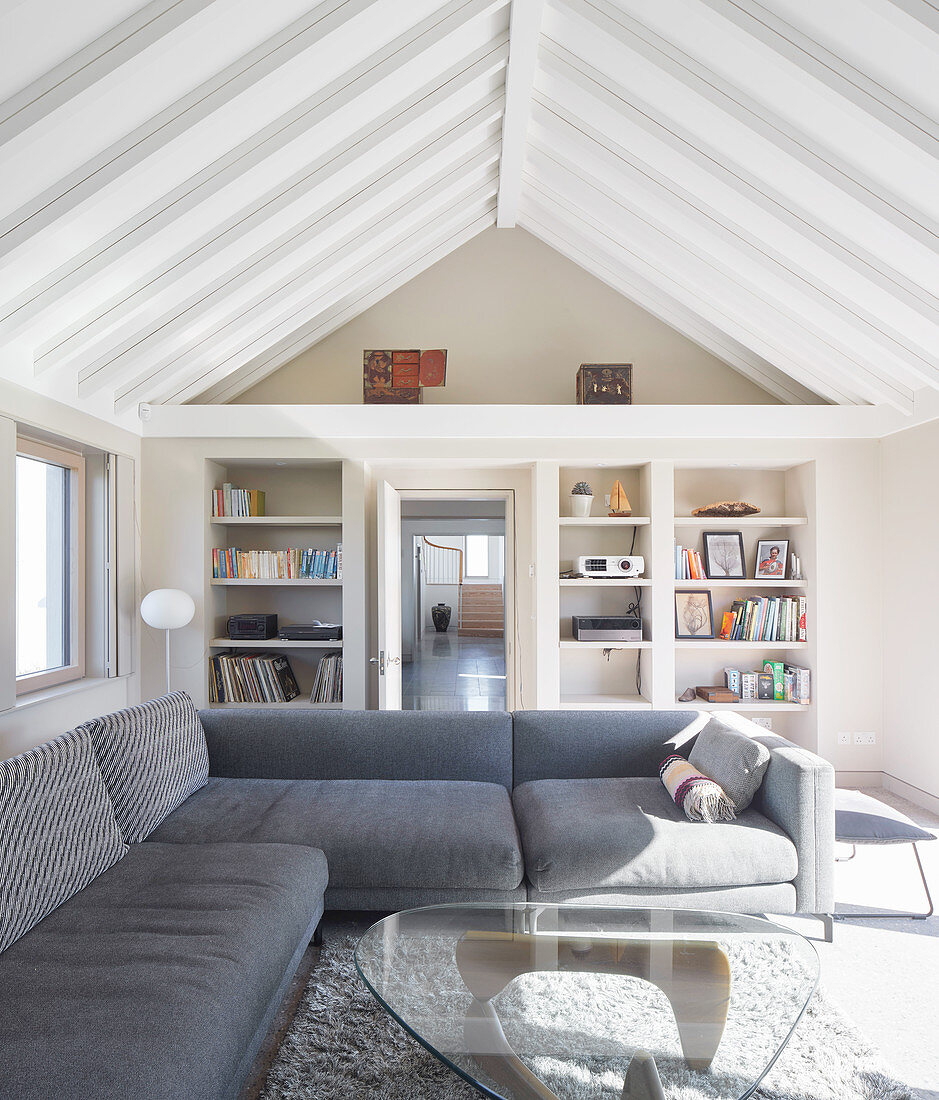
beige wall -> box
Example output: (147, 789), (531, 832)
(234, 228), (818, 407)
(882, 418), (939, 808)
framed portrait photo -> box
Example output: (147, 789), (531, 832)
(754, 539), (789, 579)
(702, 531), (746, 579)
(675, 590), (715, 639)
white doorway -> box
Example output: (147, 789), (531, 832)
(375, 488), (516, 711)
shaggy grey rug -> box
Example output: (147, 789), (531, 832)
(260, 920), (911, 1100)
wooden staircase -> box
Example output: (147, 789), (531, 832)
(459, 583), (504, 638)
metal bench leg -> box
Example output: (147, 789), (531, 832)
(833, 841), (934, 921)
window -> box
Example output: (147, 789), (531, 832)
(465, 534), (489, 578)
(16, 439), (85, 693)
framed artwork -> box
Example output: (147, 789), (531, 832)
(702, 531), (746, 579)
(675, 590), (714, 639)
(754, 539), (789, 579)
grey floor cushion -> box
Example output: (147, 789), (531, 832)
(513, 777), (797, 893)
(835, 789), (936, 844)
(0, 728), (127, 953)
(0, 841), (327, 1100)
(81, 690), (209, 843)
(148, 776), (525, 891)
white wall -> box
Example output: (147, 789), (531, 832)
(882, 418), (939, 807)
(0, 378), (141, 758)
(232, 229), (821, 407)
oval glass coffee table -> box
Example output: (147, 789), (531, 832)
(355, 903), (818, 1100)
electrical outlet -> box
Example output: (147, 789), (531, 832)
(837, 732), (851, 746)
(751, 717), (772, 731)
(852, 732), (877, 746)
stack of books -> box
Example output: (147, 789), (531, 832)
(311, 652), (342, 703)
(212, 545), (342, 580)
(211, 484), (266, 517)
(675, 546), (706, 579)
(209, 653), (300, 703)
(724, 663), (811, 704)
(719, 596), (806, 642)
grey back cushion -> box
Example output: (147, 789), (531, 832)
(689, 719), (771, 812)
(0, 728), (127, 953)
(82, 691), (209, 843)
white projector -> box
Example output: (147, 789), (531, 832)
(575, 555), (645, 578)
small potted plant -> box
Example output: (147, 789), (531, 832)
(570, 481), (593, 517)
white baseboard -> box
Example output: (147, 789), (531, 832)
(882, 773), (939, 816)
(835, 770), (884, 788)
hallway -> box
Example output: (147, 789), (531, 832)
(402, 633), (506, 711)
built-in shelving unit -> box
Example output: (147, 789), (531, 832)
(205, 459), (349, 709)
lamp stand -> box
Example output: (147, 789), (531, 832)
(164, 629), (171, 694)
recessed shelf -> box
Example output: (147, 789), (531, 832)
(559, 578), (652, 587)
(673, 516), (807, 527)
(210, 638), (343, 649)
(210, 579), (342, 586)
(559, 640), (651, 649)
(560, 694), (653, 710)
(674, 640), (807, 649)
(210, 515), (343, 526)
(674, 701), (809, 712)
(558, 516), (651, 526)
(672, 579), (807, 588)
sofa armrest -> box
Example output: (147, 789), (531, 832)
(751, 732), (835, 915)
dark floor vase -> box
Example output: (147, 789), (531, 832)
(431, 604), (451, 632)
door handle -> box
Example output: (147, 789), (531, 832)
(369, 652), (385, 675)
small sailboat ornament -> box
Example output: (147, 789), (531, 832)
(608, 480), (632, 517)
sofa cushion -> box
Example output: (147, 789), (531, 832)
(147, 776), (524, 891)
(0, 728), (127, 953)
(513, 777), (798, 893)
(0, 841), (327, 1100)
(689, 720), (771, 812)
(82, 691), (209, 842)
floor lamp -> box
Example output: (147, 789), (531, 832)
(140, 589), (195, 694)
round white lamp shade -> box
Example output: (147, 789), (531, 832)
(140, 589), (195, 630)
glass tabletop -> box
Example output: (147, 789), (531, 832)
(354, 903), (818, 1100)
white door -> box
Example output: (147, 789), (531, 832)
(376, 480), (402, 709)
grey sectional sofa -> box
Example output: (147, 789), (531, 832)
(0, 699), (834, 1100)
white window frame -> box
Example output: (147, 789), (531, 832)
(15, 437), (86, 695)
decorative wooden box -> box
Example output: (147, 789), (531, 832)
(576, 364), (632, 404)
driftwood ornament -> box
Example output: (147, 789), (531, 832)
(608, 480), (632, 517)
(692, 501), (761, 518)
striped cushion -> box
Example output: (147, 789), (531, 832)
(82, 692), (209, 843)
(0, 728), (128, 953)
(659, 753), (736, 823)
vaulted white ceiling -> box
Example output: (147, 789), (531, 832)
(0, 0), (936, 415)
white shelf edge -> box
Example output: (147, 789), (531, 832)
(209, 638), (343, 649)
(208, 699), (342, 709)
(209, 515), (343, 526)
(559, 578), (652, 587)
(671, 579), (807, 588)
(559, 694), (653, 710)
(559, 640), (650, 649)
(674, 640), (807, 649)
(673, 516), (808, 527)
(558, 516), (651, 526)
(673, 701), (810, 712)
(210, 579), (342, 586)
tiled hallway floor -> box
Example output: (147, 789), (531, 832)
(402, 632), (506, 711)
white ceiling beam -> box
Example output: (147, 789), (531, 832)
(694, 0), (939, 156)
(109, 146), (501, 408)
(554, 1), (939, 257)
(522, 169), (910, 410)
(0, 0), (221, 147)
(40, 64), (507, 380)
(860, 0), (939, 35)
(496, 0), (544, 226)
(167, 202), (498, 404)
(531, 100), (939, 391)
(518, 206), (822, 405)
(0, 0), (393, 260)
(538, 40), (939, 321)
(0, 0), (508, 341)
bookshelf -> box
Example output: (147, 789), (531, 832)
(204, 459), (351, 708)
(536, 459), (816, 746)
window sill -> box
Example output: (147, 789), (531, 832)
(13, 677), (115, 712)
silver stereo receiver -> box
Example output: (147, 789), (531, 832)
(572, 616), (642, 641)
(575, 555), (644, 578)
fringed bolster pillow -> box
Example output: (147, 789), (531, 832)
(659, 754), (736, 823)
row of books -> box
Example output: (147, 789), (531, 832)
(719, 596), (806, 642)
(212, 546), (342, 580)
(311, 652), (342, 703)
(725, 662), (811, 705)
(676, 547), (706, 580)
(209, 653), (300, 703)
(211, 484), (266, 517)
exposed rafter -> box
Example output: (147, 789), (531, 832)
(496, 0), (544, 226)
